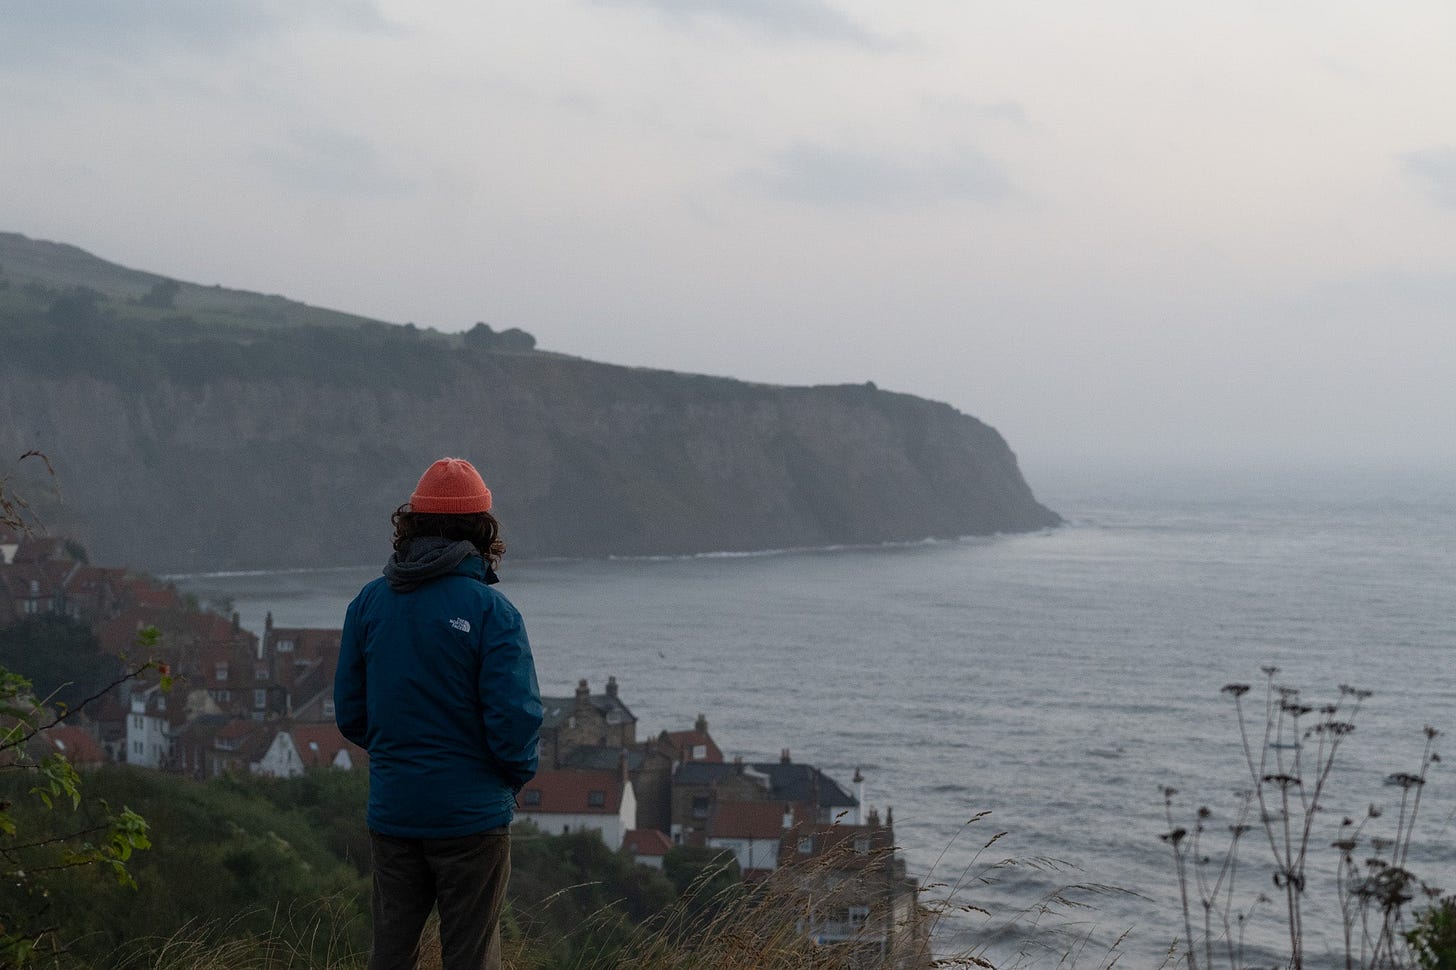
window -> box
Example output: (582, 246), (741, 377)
(854, 837), (871, 856)
(132, 715), (144, 730)
(847, 906), (869, 930)
(215, 689), (231, 702)
(253, 689), (267, 709)
(322, 699), (335, 717)
(523, 789), (541, 806)
(587, 790), (606, 808)
(276, 639), (294, 653)
(255, 664), (268, 680)
(133, 740), (143, 755)
(156, 695), (166, 712)
(214, 661), (229, 681)
(797, 837), (814, 855)
(691, 744), (707, 760)
(692, 795), (711, 819)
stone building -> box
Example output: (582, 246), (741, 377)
(538, 676), (636, 767)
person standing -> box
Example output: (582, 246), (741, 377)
(335, 457), (542, 970)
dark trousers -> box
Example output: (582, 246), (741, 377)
(369, 828), (511, 970)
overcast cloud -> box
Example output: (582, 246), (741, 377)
(2, 0), (1453, 475)
(745, 145), (1012, 206)
(1402, 147), (1456, 207)
(0, 0), (391, 69)
(594, 0), (887, 46)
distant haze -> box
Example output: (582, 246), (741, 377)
(3, 2), (1454, 476)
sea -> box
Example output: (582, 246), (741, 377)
(173, 464), (1456, 968)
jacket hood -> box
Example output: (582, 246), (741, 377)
(384, 537), (499, 592)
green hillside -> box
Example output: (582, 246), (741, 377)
(0, 231), (400, 334)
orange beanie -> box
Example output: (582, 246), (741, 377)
(409, 458), (493, 514)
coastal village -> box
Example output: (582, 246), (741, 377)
(0, 530), (928, 968)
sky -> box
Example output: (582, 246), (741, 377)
(2, 1), (1454, 478)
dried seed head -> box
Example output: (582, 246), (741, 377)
(1262, 773), (1302, 789)
(1221, 684), (1251, 697)
(1385, 773), (1424, 790)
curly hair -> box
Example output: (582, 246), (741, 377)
(391, 504), (505, 568)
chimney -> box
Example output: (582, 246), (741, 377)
(574, 678), (590, 710)
(695, 713), (708, 734)
(232, 611), (241, 633)
(853, 767), (865, 825)
(265, 611), (273, 635)
(780, 748), (791, 764)
(733, 754), (744, 774)
(606, 676), (618, 699)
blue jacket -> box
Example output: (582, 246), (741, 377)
(334, 551), (542, 838)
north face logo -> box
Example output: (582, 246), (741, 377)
(449, 617), (471, 633)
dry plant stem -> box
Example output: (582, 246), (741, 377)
(1161, 791), (1198, 970)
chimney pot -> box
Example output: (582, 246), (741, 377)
(606, 676), (618, 698)
(695, 713), (708, 734)
(780, 748), (791, 764)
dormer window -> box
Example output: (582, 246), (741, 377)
(691, 744), (707, 760)
(276, 639), (294, 653)
(523, 789), (542, 806)
(587, 790), (606, 808)
(214, 661), (229, 681)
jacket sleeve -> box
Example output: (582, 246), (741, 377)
(334, 595), (370, 747)
(477, 597), (542, 791)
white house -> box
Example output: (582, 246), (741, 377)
(704, 800), (791, 876)
(253, 724), (366, 778)
(126, 684), (172, 768)
(623, 829), (673, 869)
(514, 767), (637, 850)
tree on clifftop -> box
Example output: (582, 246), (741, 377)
(464, 321), (536, 353)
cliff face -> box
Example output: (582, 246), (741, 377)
(1, 353), (1058, 572)
(0, 230), (1057, 571)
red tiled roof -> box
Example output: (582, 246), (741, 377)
(663, 730), (723, 763)
(289, 723), (367, 769)
(268, 628), (341, 659)
(38, 726), (104, 766)
(217, 719), (262, 741)
(518, 769), (627, 815)
(623, 829), (673, 857)
(708, 800), (790, 841)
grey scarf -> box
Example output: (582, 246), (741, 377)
(384, 537), (493, 592)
